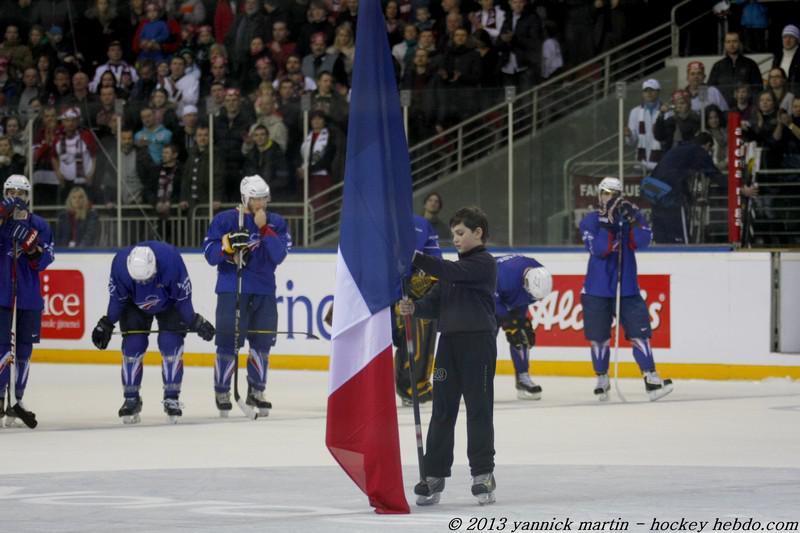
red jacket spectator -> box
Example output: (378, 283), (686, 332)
(215, 1), (242, 44)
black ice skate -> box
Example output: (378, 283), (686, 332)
(118, 396), (142, 424)
(414, 476), (445, 506)
(594, 374), (610, 401)
(163, 398), (183, 424)
(515, 373), (542, 400)
(471, 473), (496, 505)
(215, 391), (232, 417)
(245, 387), (272, 417)
(643, 371), (673, 401)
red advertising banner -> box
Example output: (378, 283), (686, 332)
(727, 112), (743, 243)
(530, 274), (671, 348)
(40, 270), (85, 339)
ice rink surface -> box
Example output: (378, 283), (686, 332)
(2, 364), (799, 533)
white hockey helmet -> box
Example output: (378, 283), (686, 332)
(240, 175), (271, 206)
(127, 246), (157, 283)
(3, 174), (31, 197)
(598, 176), (622, 202)
(523, 266), (553, 300)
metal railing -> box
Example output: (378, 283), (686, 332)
(743, 169), (800, 247)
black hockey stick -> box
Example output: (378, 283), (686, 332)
(401, 280), (426, 486)
(7, 240), (37, 429)
(233, 205), (258, 420)
(114, 329), (319, 339)
(612, 212), (627, 403)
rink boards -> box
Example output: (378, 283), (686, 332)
(32, 249), (800, 380)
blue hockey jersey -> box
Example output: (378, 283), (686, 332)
(579, 208), (651, 298)
(106, 241), (195, 324)
(414, 214), (442, 260)
(202, 208), (291, 295)
(494, 254), (544, 318)
(0, 214), (54, 311)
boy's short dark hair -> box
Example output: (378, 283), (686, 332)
(450, 206), (489, 242)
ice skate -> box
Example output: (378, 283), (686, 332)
(515, 373), (542, 400)
(414, 476), (445, 506)
(163, 398), (183, 424)
(471, 473), (496, 505)
(118, 396), (142, 424)
(594, 374), (610, 401)
(215, 391), (232, 417)
(246, 387), (272, 417)
(644, 371), (673, 401)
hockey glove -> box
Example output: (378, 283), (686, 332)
(500, 314), (535, 348)
(92, 316), (115, 350)
(0, 197), (16, 219)
(191, 313), (215, 341)
(618, 200), (639, 225)
(408, 271), (436, 299)
(10, 221), (39, 253)
(222, 229), (250, 254)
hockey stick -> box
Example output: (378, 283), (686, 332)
(8, 240), (37, 429)
(401, 280), (426, 486)
(114, 329), (319, 339)
(612, 215), (627, 403)
(233, 205), (257, 420)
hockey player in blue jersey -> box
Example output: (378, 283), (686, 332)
(0, 174), (54, 427)
(579, 177), (673, 401)
(394, 214), (442, 406)
(494, 254), (552, 400)
(203, 175), (291, 417)
(91, 242), (215, 424)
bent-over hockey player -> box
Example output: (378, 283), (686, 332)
(203, 175), (291, 417)
(0, 175), (54, 427)
(579, 177), (673, 401)
(394, 214), (442, 406)
(494, 254), (552, 400)
(399, 207), (498, 507)
(92, 242), (215, 424)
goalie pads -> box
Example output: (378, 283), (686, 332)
(499, 312), (535, 348)
(408, 270), (436, 299)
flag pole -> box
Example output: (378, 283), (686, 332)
(401, 280), (426, 485)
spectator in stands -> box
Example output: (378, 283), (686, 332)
(302, 33), (347, 88)
(205, 80), (226, 116)
(0, 24), (33, 80)
(767, 68), (795, 114)
(736, 0), (768, 53)
(135, 107), (173, 165)
(470, 0), (505, 44)
(56, 186), (100, 248)
(417, 29), (438, 63)
(201, 56), (232, 97)
(173, 104), (200, 163)
(53, 108), (97, 202)
(741, 90), (789, 170)
(98, 128), (153, 206)
(35, 53), (54, 96)
(540, 20), (563, 80)
(298, 110), (338, 206)
(67, 72), (96, 125)
(2, 116), (26, 158)
(243, 124), (290, 199)
(402, 48), (440, 145)
(243, 56), (276, 95)
(225, 0), (269, 78)
(173, 0), (207, 25)
(311, 71), (348, 133)
(0, 135), (25, 182)
(780, 97), (800, 169)
(276, 78), (303, 174)
(277, 53), (317, 93)
(732, 81), (755, 120)
(95, 71), (120, 97)
(392, 25), (419, 79)
(436, 27), (481, 132)
(89, 41), (139, 93)
(625, 79), (663, 172)
(179, 124), (224, 213)
(32, 105), (60, 205)
(214, 0), (241, 45)
(705, 105), (728, 171)
(134, 1), (172, 63)
(192, 25), (215, 74)
(421, 192), (449, 241)
(338, 0), (359, 35)
(269, 20), (297, 76)
(155, 143), (182, 218)
(474, 29), (501, 105)
(498, 0), (541, 91)
(654, 90), (700, 152)
(146, 87), (179, 134)
(438, 12), (465, 53)
(0, 57), (18, 108)
(328, 23), (355, 87)
(94, 85), (123, 138)
(47, 66), (72, 109)
(773, 25), (799, 96)
(252, 91), (288, 151)
(31, 1), (72, 43)
(46, 25), (80, 69)
(27, 25), (56, 68)
(3, 0), (34, 40)
(297, 2), (335, 57)
(78, 0), (129, 72)
(215, 87), (253, 201)
(130, 59), (157, 102)
(157, 55), (199, 117)
(684, 61), (728, 114)
(707, 31), (763, 108)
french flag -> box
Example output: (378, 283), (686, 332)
(325, 0), (416, 515)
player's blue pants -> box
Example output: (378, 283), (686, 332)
(0, 307), (40, 401)
(509, 344), (529, 375)
(119, 304), (186, 399)
(581, 294), (655, 375)
(214, 293), (276, 393)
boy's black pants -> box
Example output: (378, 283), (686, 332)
(423, 331), (497, 478)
